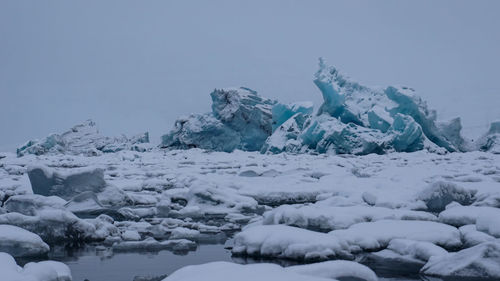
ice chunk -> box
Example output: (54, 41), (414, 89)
(160, 113), (241, 152)
(64, 191), (108, 217)
(169, 227), (200, 241)
(211, 87), (276, 151)
(331, 220), (462, 250)
(385, 86), (458, 152)
(28, 165), (106, 200)
(387, 114), (425, 152)
(0, 252), (72, 281)
(367, 106), (393, 133)
(286, 260), (378, 281)
(417, 181), (476, 212)
(163, 261), (336, 281)
(437, 117), (471, 152)
(263, 204), (436, 231)
(232, 224), (351, 260)
(421, 241), (500, 279)
(476, 120), (500, 154)
(121, 230), (141, 241)
(271, 101), (313, 131)
(3, 194), (66, 216)
(17, 119), (149, 157)
(439, 205), (500, 227)
(0, 225), (49, 257)
(261, 113), (310, 154)
(300, 115), (386, 155)
(386, 238), (448, 262)
(112, 237), (196, 252)
(459, 225), (496, 247)
(0, 210), (97, 242)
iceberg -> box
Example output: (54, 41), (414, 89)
(17, 119), (149, 157)
(162, 58), (484, 155)
(162, 87), (276, 152)
(476, 120), (500, 154)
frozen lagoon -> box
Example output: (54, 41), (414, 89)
(1, 149), (500, 281)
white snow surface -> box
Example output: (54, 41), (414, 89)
(1, 149), (500, 279)
(0, 252), (71, 281)
(163, 261), (378, 281)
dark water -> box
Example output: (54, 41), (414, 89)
(18, 243), (486, 281)
(47, 244), (232, 281)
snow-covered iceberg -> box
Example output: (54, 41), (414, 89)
(162, 87), (276, 152)
(17, 119), (149, 157)
(161, 59), (489, 155)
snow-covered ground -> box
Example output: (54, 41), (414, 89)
(1, 148), (500, 280)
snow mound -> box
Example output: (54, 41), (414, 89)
(421, 241), (500, 279)
(232, 225), (352, 260)
(0, 225), (49, 257)
(0, 252), (72, 281)
(17, 119), (149, 157)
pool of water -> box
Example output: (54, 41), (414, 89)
(39, 244), (232, 281)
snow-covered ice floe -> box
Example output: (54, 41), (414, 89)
(0, 252), (72, 281)
(162, 260), (378, 281)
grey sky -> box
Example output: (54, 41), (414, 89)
(1, 0), (499, 151)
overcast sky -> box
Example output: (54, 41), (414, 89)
(1, 0), (499, 151)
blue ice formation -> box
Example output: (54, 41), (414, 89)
(161, 87), (276, 152)
(476, 120), (500, 154)
(272, 102), (314, 131)
(17, 120), (150, 157)
(162, 58), (490, 155)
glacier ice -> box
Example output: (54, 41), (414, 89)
(17, 119), (149, 157)
(271, 101), (313, 131)
(162, 87), (276, 152)
(161, 113), (241, 152)
(161, 58), (492, 155)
